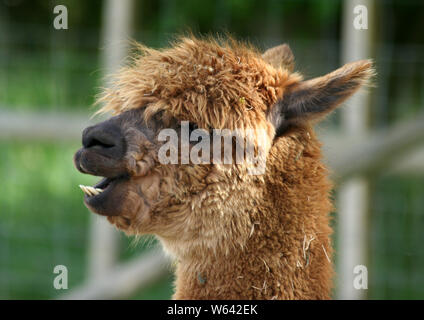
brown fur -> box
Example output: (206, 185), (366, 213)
(81, 36), (373, 299)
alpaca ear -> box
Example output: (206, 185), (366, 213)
(268, 60), (374, 137)
(262, 44), (295, 72)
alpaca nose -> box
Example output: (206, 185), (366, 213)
(82, 121), (126, 159)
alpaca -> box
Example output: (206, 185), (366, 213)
(74, 36), (373, 299)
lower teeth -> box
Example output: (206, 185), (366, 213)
(79, 185), (103, 197)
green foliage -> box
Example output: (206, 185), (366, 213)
(369, 176), (424, 299)
(0, 51), (100, 111)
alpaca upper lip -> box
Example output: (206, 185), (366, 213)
(73, 146), (128, 179)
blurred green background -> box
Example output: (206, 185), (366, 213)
(0, 0), (423, 299)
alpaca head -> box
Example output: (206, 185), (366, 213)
(74, 37), (373, 258)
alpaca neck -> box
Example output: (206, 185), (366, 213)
(172, 211), (332, 300)
(172, 130), (334, 299)
(173, 245), (284, 299)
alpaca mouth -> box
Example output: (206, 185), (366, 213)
(79, 177), (113, 198)
(78, 176), (128, 216)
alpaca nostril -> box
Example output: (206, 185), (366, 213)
(86, 137), (115, 149)
(82, 122), (125, 158)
